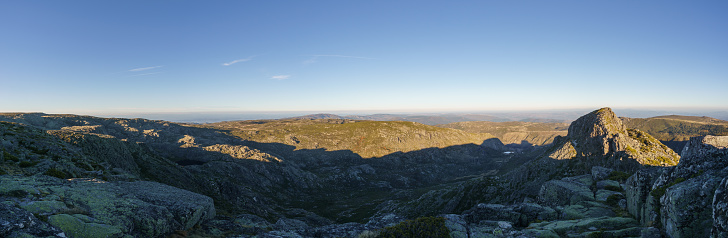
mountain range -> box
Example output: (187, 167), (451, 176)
(1, 108), (727, 237)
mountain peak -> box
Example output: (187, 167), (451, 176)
(566, 107), (627, 156)
(547, 107), (679, 168)
(568, 107), (625, 139)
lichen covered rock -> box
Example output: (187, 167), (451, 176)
(713, 177), (728, 237)
(0, 175), (215, 237)
(538, 178), (594, 206)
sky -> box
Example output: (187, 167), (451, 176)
(1, 1), (727, 117)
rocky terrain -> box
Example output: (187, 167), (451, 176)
(0, 113), (506, 237)
(1, 108), (727, 237)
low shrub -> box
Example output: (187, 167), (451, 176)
(378, 216), (451, 238)
(604, 185), (624, 192)
(607, 171), (631, 182)
(44, 168), (68, 179)
(19, 161), (38, 168)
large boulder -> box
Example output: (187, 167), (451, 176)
(660, 173), (722, 238)
(538, 178), (594, 207)
(681, 135), (728, 159)
(0, 202), (65, 237)
(671, 135), (728, 179)
(0, 175), (215, 237)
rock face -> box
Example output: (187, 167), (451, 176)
(660, 173), (721, 238)
(547, 107), (679, 168)
(0, 175), (215, 237)
(625, 168), (660, 225)
(714, 177), (728, 237)
(624, 135), (728, 238)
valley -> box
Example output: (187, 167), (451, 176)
(1, 108), (727, 237)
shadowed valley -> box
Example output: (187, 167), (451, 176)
(1, 108), (727, 237)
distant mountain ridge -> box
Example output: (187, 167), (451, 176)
(286, 113), (511, 125)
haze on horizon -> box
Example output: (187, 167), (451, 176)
(1, 1), (727, 116)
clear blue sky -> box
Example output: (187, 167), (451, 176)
(1, 1), (726, 115)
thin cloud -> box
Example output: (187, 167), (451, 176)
(128, 72), (163, 77)
(223, 56), (255, 66)
(303, 55), (374, 64)
(129, 66), (163, 72)
(271, 75), (290, 80)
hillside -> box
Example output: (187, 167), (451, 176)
(621, 115), (728, 153)
(437, 121), (569, 147)
(621, 115), (728, 141)
(207, 119), (495, 158)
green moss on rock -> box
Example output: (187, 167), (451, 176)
(48, 214), (123, 238)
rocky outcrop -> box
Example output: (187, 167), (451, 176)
(624, 135), (728, 238)
(0, 202), (65, 237)
(546, 107), (679, 168)
(660, 173), (721, 238)
(0, 175), (215, 237)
